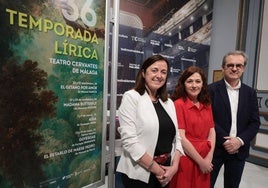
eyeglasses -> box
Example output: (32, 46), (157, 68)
(225, 63), (244, 69)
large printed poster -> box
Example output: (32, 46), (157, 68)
(0, 0), (106, 187)
(112, 0), (213, 108)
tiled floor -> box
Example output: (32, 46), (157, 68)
(99, 162), (268, 188)
(214, 162), (268, 188)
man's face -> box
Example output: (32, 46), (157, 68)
(222, 54), (245, 83)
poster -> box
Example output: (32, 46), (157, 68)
(0, 0), (106, 187)
(112, 0), (213, 108)
(110, 1), (213, 187)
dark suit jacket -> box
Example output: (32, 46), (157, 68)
(208, 79), (260, 160)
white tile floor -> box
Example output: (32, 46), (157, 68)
(99, 162), (268, 188)
(214, 162), (268, 188)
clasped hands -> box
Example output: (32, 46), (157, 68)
(223, 136), (242, 154)
(199, 157), (213, 174)
(156, 165), (175, 187)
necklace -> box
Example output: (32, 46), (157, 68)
(152, 99), (158, 104)
(150, 95), (158, 103)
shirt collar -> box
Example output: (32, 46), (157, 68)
(224, 79), (241, 90)
(185, 97), (204, 110)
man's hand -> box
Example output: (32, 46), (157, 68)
(223, 136), (242, 154)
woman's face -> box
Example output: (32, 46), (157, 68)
(184, 72), (203, 101)
(142, 60), (168, 94)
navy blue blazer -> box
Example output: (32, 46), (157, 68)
(208, 79), (260, 160)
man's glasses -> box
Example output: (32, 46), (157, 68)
(225, 63), (244, 69)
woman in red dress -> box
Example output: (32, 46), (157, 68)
(169, 66), (215, 188)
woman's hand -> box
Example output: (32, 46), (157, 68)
(156, 173), (168, 187)
(156, 164), (178, 187)
(198, 158), (213, 174)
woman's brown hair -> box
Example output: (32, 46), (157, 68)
(134, 54), (169, 102)
(170, 66), (211, 105)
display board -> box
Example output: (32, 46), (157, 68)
(113, 19), (212, 108)
(0, 0), (107, 187)
(110, 1), (213, 187)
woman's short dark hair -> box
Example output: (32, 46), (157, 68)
(134, 54), (169, 102)
(170, 66), (211, 105)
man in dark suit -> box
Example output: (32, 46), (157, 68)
(209, 51), (260, 188)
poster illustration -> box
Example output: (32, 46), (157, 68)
(0, 0), (106, 187)
(112, 0), (213, 108)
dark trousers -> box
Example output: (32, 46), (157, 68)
(210, 154), (245, 188)
(121, 172), (169, 188)
(115, 156), (124, 188)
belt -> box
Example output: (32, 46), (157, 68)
(153, 153), (171, 165)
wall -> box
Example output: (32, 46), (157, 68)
(208, 0), (240, 83)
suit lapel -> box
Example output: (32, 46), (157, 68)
(237, 84), (245, 121)
(217, 80), (231, 113)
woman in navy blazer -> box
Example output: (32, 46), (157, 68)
(209, 51), (260, 188)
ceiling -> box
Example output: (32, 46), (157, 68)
(119, 0), (190, 33)
(115, 0), (214, 44)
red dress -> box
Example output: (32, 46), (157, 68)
(170, 97), (214, 188)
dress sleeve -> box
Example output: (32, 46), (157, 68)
(208, 105), (215, 128)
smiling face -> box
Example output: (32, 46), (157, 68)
(184, 72), (203, 101)
(222, 54), (245, 86)
(142, 60), (168, 96)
